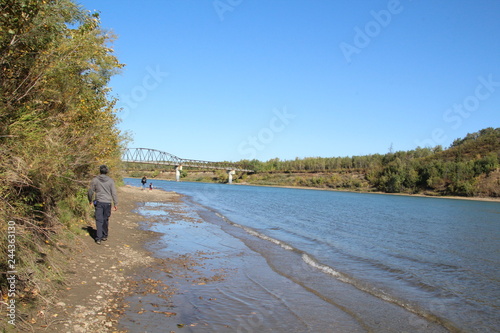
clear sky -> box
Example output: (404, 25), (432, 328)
(77, 0), (500, 162)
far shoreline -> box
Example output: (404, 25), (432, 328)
(235, 182), (500, 203)
(125, 176), (500, 203)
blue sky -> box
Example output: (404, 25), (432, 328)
(77, 0), (500, 162)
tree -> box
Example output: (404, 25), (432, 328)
(0, 0), (124, 308)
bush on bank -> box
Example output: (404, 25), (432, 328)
(0, 0), (124, 320)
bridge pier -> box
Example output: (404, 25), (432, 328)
(175, 165), (182, 182)
(227, 170), (236, 184)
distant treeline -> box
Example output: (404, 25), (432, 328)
(237, 128), (500, 197)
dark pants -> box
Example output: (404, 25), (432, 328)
(95, 201), (112, 241)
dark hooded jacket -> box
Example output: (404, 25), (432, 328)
(88, 174), (118, 205)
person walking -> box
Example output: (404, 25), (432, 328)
(88, 165), (118, 245)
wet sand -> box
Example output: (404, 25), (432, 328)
(33, 185), (451, 332)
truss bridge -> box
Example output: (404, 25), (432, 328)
(122, 148), (253, 183)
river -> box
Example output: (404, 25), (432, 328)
(123, 178), (500, 332)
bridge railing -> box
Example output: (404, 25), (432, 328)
(122, 148), (254, 172)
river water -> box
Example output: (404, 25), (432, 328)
(123, 179), (500, 332)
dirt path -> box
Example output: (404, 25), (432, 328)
(26, 186), (183, 332)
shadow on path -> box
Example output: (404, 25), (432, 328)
(82, 226), (97, 240)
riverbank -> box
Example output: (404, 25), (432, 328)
(22, 184), (470, 332)
(117, 184), (452, 332)
(21, 185), (279, 332)
(18, 186), (185, 332)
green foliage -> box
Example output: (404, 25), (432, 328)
(214, 170), (228, 183)
(0, 0), (124, 313)
(234, 128), (499, 197)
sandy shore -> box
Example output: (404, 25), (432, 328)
(27, 186), (189, 332)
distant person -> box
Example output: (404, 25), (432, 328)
(88, 165), (118, 245)
(149, 182), (153, 191)
(141, 175), (147, 190)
